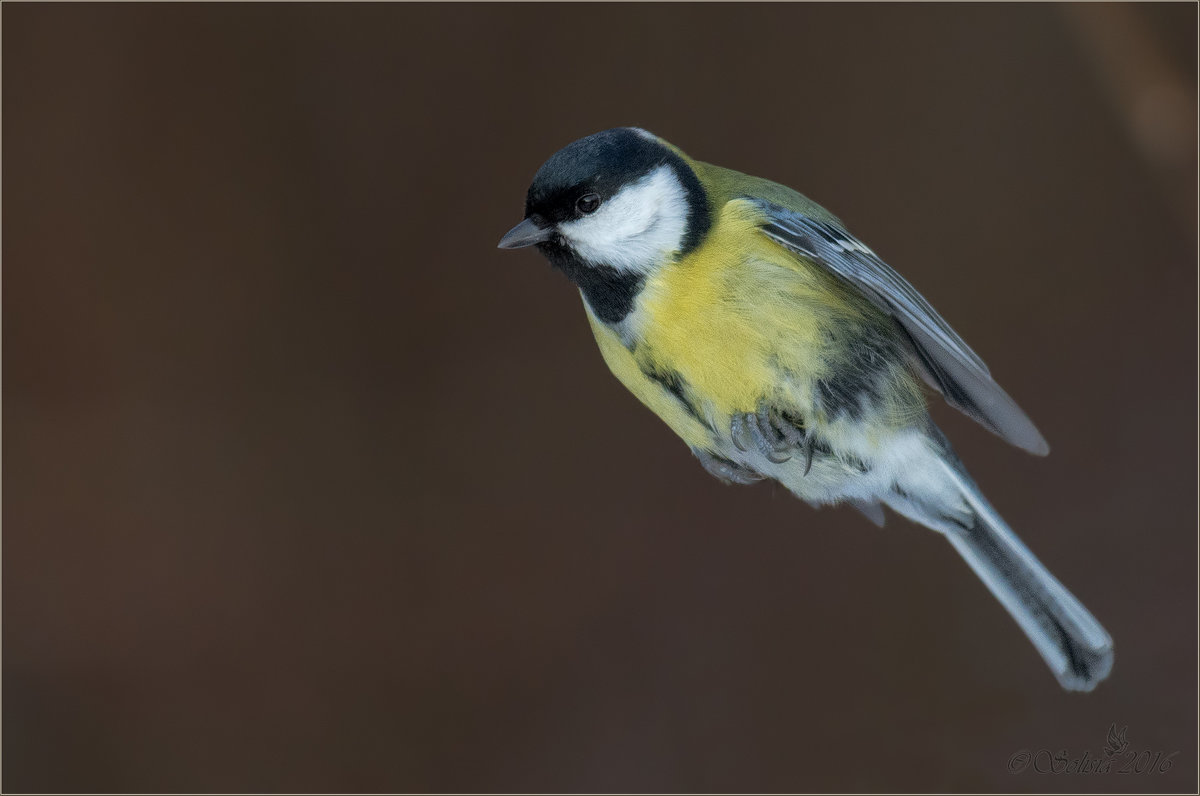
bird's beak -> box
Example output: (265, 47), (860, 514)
(498, 217), (552, 249)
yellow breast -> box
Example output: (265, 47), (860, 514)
(585, 198), (923, 455)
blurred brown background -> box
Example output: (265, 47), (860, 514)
(4, 3), (1196, 793)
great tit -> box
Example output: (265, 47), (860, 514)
(499, 127), (1113, 692)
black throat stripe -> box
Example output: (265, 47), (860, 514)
(537, 239), (645, 324)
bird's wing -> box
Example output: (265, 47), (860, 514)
(749, 198), (1049, 456)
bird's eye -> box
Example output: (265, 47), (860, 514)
(576, 193), (601, 215)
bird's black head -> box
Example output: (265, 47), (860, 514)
(498, 128), (712, 323)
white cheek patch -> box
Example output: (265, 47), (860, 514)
(558, 165), (690, 274)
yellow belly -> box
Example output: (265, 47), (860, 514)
(587, 304), (716, 449)
(585, 198), (927, 461)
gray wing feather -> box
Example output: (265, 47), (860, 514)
(753, 198), (1049, 456)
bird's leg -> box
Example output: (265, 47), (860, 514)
(693, 449), (763, 485)
(730, 413), (754, 453)
(755, 405), (787, 447)
(770, 408), (807, 448)
(730, 405), (820, 471)
(769, 408), (816, 476)
(749, 406), (792, 463)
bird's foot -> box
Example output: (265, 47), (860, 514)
(693, 449), (763, 485)
(730, 405), (814, 472)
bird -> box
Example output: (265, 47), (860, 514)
(498, 127), (1113, 691)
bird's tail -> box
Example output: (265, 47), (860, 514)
(934, 458), (1114, 691)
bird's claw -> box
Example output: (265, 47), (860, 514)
(730, 413), (753, 452)
(730, 405), (815, 473)
(694, 449), (763, 485)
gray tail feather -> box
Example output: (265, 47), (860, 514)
(937, 459), (1114, 691)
